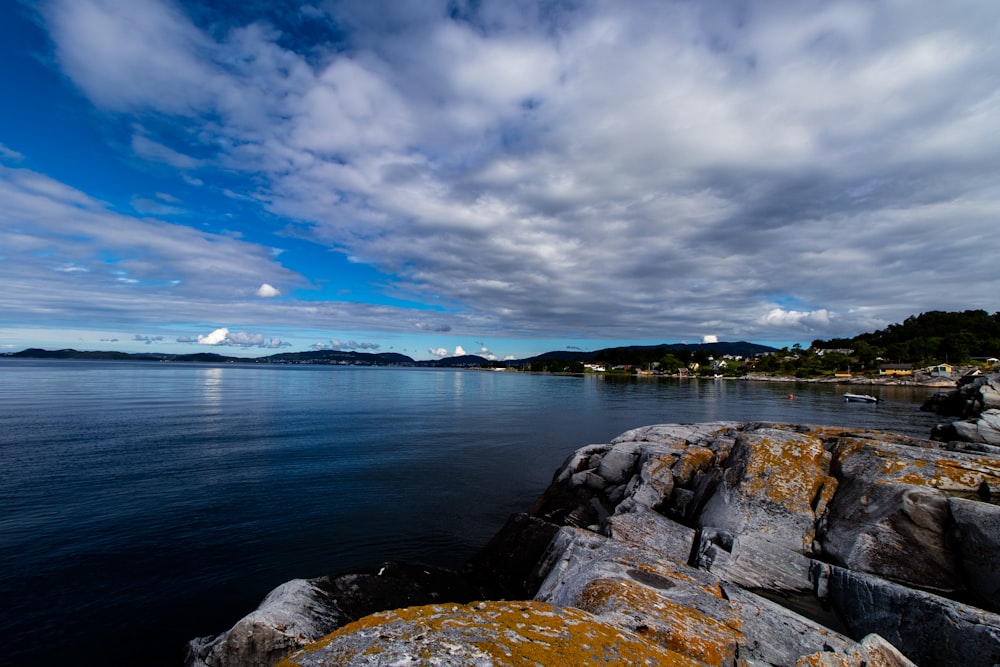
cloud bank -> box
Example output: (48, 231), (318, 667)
(4, 0), (998, 351)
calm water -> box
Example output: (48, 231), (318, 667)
(0, 359), (941, 665)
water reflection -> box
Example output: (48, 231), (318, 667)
(196, 366), (224, 430)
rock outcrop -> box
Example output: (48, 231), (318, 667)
(925, 371), (1000, 446)
(189, 422), (1000, 666)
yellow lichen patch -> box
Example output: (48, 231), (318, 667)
(831, 438), (869, 468)
(575, 577), (743, 666)
(834, 438), (1000, 492)
(632, 559), (726, 600)
(276, 600), (702, 667)
(813, 476), (839, 518)
(673, 446), (716, 486)
(795, 651), (855, 666)
(738, 433), (830, 515)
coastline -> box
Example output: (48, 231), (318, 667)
(190, 419), (1000, 667)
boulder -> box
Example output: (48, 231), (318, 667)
(534, 526), (860, 666)
(695, 428), (834, 553)
(603, 505), (697, 564)
(820, 564), (1000, 667)
(819, 479), (961, 591)
(275, 600), (699, 667)
(594, 441), (641, 484)
(923, 371), (1000, 418)
(829, 435), (1000, 493)
(186, 562), (484, 667)
(696, 531), (815, 594)
(614, 451), (675, 514)
(948, 497), (1000, 612)
(796, 633), (916, 666)
(186, 579), (342, 667)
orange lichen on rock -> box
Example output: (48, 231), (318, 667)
(631, 559), (726, 600)
(276, 599), (702, 667)
(672, 446), (716, 485)
(736, 432), (831, 515)
(833, 437), (1000, 491)
(575, 577), (743, 666)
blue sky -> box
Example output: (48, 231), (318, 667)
(2, 0), (998, 360)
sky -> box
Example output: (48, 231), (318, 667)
(1, 0), (998, 361)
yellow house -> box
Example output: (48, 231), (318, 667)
(879, 363), (913, 376)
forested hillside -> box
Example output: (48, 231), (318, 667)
(814, 310), (1000, 365)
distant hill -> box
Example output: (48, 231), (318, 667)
(813, 309), (1000, 364)
(416, 355), (490, 367)
(264, 349), (415, 365)
(507, 341), (778, 366)
(6, 341), (779, 369)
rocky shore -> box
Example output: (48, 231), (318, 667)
(188, 414), (1000, 666)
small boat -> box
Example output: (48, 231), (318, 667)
(844, 393), (879, 403)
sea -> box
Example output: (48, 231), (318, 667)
(0, 359), (944, 665)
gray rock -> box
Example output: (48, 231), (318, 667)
(611, 421), (739, 447)
(696, 428), (833, 553)
(595, 442), (641, 484)
(796, 633), (917, 666)
(830, 434), (1000, 494)
(186, 578), (342, 667)
(554, 444), (609, 483)
(534, 526), (858, 666)
(570, 469), (607, 491)
(615, 452), (675, 513)
(604, 505), (696, 564)
(983, 382), (1000, 410)
(820, 478), (961, 591)
(949, 497), (1000, 612)
(671, 445), (716, 486)
(277, 600), (691, 666)
(980, 408), (1000, 445)
(187, 562), (485, 667)
(696, 531), (815, 594)
(821, 564), (1000, 667)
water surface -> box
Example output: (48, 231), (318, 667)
(0, 360), (941, 665)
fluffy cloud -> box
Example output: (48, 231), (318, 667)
(19, 0), (1000, 346)
(192, 327), (289, 348)
(426, 344), (474, 358)
(758, 308), (834, 330)
(256, 283), (281, 298)
(197, 328), (230, 345)
(702, 335), (719, 345)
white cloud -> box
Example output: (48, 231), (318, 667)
(453, 345), (467, 357)
(758, 308), (834, 330)
(131, 133), (203, 170)
(0, 143), (24, 163)
(19, 0), (1000, 347)
(193, 327), (290, 348)
(197, 327), (229, 345)
(428, 347), (448, 357)
(256, 283), (281, 298)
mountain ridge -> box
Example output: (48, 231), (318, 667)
(4, 341), (778, 367)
